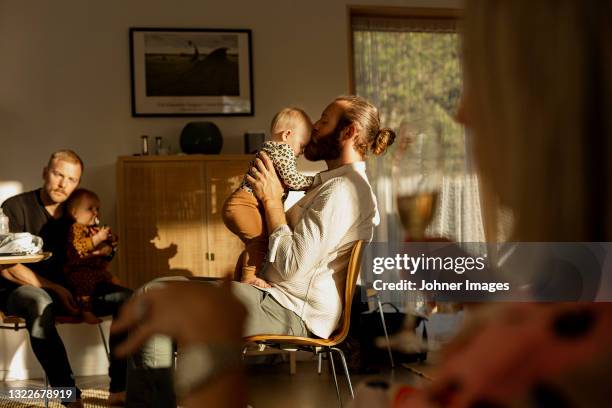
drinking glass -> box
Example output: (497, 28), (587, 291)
(392, 121), (443, 241)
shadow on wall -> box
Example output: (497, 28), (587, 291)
(84, 163), (193, 288)
(144, 224), (192, 279)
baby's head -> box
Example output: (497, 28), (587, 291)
(270, 107), (312, 156)
(65, 188), (101, 226)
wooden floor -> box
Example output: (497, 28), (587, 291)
(0, 358), (433, 407)
(246, 357), (432, 408)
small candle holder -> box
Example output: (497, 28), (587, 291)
(141, 135), (150, 155)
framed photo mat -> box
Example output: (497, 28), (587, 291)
(130, 27), (254, 117)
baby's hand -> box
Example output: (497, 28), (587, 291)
(93, 226), (111, 243)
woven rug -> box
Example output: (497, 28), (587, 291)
(0, 389), (110, 407)
(0, 378), (112, 408)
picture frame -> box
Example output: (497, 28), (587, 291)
(129, 28), (254, 117)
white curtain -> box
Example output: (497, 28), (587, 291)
(427, 174), (485, 242)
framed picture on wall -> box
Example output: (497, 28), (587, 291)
(130, 28), (253, 117)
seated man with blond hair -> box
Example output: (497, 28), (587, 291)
(0, 150), (131, 407)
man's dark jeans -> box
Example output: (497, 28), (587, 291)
(2, 282), (132, 397)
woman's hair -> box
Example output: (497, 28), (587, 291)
(464, 0), (611, 241)
(334, 95), (396, 157)
(65, 188), (99, 219)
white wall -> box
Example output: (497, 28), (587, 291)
(1, 321), (112, 380)
(0, 0), (459, 379)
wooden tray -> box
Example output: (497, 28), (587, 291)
(0, 252), (51, 265)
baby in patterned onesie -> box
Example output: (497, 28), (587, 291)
(64, 188), (118, 323)
(223, 107), (314, 287)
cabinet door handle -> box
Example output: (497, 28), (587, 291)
(205, 252), (209, 260)
(210, 184), (217, 214)
(211, 253), (215, 261)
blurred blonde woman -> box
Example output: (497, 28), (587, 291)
(392, 0), (612, 406)
(463, 0), (611, 242)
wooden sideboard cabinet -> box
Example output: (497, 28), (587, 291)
(116, 155), (252, 289)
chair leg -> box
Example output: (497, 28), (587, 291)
(289, 351), (297, 375)
(97, 322), (111, 363)
(377, 296), (395, 368)
(331, 347), (355, 399)
(317, 353), (323, 375)
(327, 347), (342, 407)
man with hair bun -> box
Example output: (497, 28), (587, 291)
(248, 94), (397, 340)
(114, 95), (396, 407)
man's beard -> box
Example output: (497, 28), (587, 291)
(304, 123), (344, 161)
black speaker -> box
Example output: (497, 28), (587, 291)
(180, 122), (223, 154)
(244, 132), (265, 154)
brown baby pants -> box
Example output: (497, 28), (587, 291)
(222, 189), (268, 282)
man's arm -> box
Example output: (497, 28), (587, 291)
(267, 181), (355, 280)
(1, 264), (79, 313)
(1, 197), (79, 313)
(2, 200), (24, 233)
(2, 263), (62, 291)
(1, 263), (45, 287)
(0, 200), (52, 287)
(248, 154), (356, 280)
(246, 154), (287, 232)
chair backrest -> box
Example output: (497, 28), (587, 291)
(328, 240), (364, 344)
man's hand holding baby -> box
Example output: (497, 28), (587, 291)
(245, 277), (272, 288)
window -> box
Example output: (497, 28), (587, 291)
(350, 8), (485, 243)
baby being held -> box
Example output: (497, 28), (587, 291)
(223, 107), (314, 288)
(64, 188), (118, 323)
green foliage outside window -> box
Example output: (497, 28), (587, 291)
(353, 30), (465, 174)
